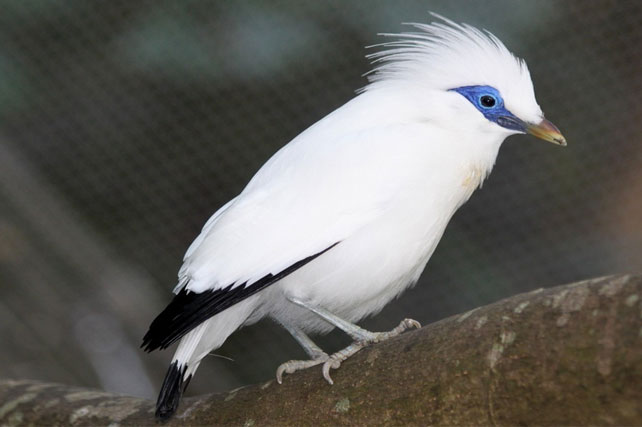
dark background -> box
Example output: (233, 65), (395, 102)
(0, 0), (640, 399)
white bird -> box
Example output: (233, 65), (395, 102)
(143, 15), (566, 419)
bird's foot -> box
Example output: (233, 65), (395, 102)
(368, 318), (421, 343)
(276, 353), (329, 384)
(321, 318), (421, 384)
(276, 318), (420, 385)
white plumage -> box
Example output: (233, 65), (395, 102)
(143, 14), (565, 419)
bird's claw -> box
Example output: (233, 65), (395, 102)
(322, 357), (342, 385)
(276, 354), (329, 384)
(275, 362), (291, 384)
(403, 318), (421, 330)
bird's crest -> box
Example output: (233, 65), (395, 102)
(363, 14), (541, 122)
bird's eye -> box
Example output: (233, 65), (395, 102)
(480, 95), (496, 108)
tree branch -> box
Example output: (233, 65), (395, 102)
(1, 274), (641, 426)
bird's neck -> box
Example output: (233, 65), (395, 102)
(459, 129), (505, 193)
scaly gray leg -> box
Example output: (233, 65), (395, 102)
(276, 325), (328, 384)
(279, 297), (420, 384)
(283, 323), (327, 359)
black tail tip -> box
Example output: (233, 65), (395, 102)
(156, 406), (177, 422)
(155, 361), (190, 421)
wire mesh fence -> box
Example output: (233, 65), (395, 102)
(0, 0), (640, 399)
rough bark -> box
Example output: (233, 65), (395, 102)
(1, 274), (641, 426)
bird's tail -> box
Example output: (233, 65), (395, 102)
(155, 320), (208, 420)
(154, 297), (261, 420)
(155, 360), (197, 420)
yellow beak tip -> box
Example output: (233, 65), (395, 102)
(527, 118), (567, 146)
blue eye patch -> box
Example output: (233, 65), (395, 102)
(449, 85), (526, 133)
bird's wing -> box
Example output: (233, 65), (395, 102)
(142, 139), (385, 351)
(143, 95), (436, 351)
(142, 242), (338, 351)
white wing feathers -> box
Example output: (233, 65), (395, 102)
(175, 91), (435, 295)
(177, 141), (385, 293)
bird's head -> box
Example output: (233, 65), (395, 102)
(365, 14), (566, 146)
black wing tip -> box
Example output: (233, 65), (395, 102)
(141, 331), (170, 353)
(141, 336), (155, 353)
(143, 242), (342, 355)
(141, 290), (197, 353)
(155, 361), (189, 421)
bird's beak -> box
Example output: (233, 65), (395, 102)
(525, 118), (566, 146)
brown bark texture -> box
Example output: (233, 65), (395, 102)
(1, 274), (641, 426)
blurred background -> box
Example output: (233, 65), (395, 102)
(0, 0), (640, 400)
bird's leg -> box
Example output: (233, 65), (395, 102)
(286, 297), (421, 384)
(276, 325), (329, 384)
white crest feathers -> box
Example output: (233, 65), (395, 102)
(364, 14), (542, 122)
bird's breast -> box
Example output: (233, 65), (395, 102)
(461, 165), (485, 191)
